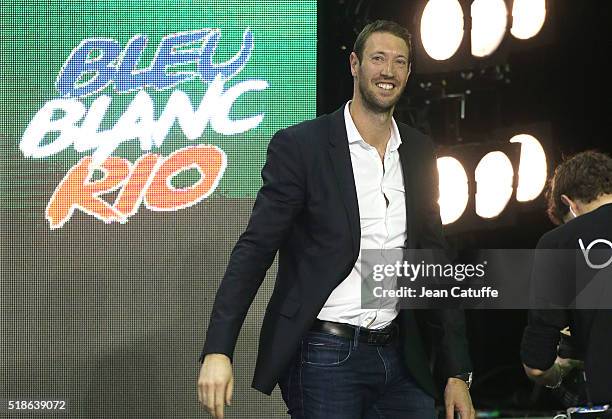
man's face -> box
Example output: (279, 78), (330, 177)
(351, 31), (411, 114)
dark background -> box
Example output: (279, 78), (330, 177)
(317, 0), (610, 410)
(1, 1), (610, 417)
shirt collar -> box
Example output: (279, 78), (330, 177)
(344, 101), (402, 152)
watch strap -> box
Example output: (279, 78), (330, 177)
(452, 372), (473, 389)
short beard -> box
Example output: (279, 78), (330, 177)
(358, 76), (402, 115)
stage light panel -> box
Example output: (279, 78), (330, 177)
(471, 0), (508, 57)
(475, 151), (514, 218)
(420, 0), (465, 61)
(437, 156), (469, 225)
(510, 134), (547, 202)
(511, 0), (546, 40)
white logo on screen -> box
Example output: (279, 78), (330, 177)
(579, 238), (612, 269)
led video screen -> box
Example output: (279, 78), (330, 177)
(1, 1), (316, 417)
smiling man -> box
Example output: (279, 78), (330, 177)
(198, 20), (474, 419)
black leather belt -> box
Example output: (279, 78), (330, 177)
(310, 319), (398, 345)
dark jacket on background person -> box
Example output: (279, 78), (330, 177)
(522, 203), (612, 403)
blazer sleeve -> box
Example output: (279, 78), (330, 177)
(199, 128), (306, 361)
(417, 138), (473, 379)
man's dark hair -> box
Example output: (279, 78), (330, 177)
(353, 20), (412, 63)
(547, 150), (612, 225)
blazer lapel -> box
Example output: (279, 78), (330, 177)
(327, 107), (360, 260)
(325, 108), (417, 255)
(397, 128), (417, 249)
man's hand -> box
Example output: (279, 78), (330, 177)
(444, 378), (475, 419)
(555, 356), (583, 374)
(523, 356), (584, 387)
(197, 354), (234, 418)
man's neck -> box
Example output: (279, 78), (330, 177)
(583, 194), (612, 214)
(349, 98), (393, 150)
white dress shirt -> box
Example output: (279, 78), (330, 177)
(317, 102), (407, 329)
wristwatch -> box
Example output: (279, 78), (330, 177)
(452, 372), (473, 389)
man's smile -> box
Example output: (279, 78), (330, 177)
(376, 82), (395, 91)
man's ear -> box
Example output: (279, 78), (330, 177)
(349, 51), (359, 77)
(561, 194), (573, 208)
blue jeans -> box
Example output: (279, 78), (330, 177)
(278, 328), (436, 419)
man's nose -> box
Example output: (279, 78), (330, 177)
(381, 61), (394, 77)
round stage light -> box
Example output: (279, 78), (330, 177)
(511, 0), (546, 40)
(420, 0), (464, 61)
(471, 0), (508, 57)
(510, 134), (547, 202)
(475, 151), (514, 218)
(437, 156), (469, 225)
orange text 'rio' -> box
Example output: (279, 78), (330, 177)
(45, 145), (226, 229)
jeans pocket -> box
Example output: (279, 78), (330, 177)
(302, 333), (352, 367)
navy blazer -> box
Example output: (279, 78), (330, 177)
(200, 106), (472, 398)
